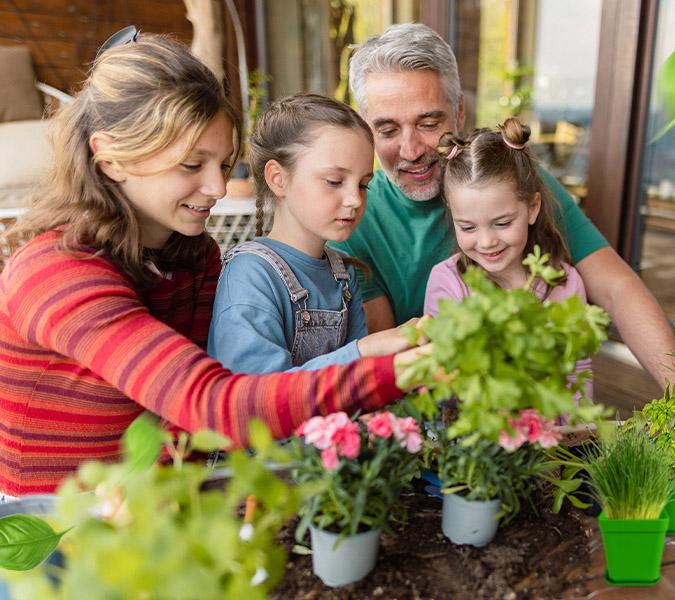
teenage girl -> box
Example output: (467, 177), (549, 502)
(208, 94), (414, 374)
(0, 34), (425, 496)
(423, 117), (592, 395)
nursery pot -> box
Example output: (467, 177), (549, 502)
(442, 492), (501, 547)
(665, 498), (675, 536)
(309, 524), (380, 587)
(598, 511), (668, 586)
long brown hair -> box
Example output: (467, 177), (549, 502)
(7, 34), (242, 285)
(248, 93), (374, 237)
(438, 117), (570, 288)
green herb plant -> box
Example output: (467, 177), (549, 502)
(626, 353), (675, 469)
(397, 245), (611, 443)
(585, 424), (675, 520)
(0, 414), (304, 600)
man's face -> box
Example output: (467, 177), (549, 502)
(363, 69), (463, 201)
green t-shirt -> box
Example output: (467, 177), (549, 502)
(330, 169), (608, 325)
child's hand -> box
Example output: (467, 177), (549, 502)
(357, 319), (421, 357)
(393, 343), (433, 388)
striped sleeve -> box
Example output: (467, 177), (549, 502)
(3, 235), (401, 448)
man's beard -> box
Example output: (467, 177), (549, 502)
(387, 155), (441, 201)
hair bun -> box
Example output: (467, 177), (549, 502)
(437, 132), (468, 160)
(499, 117), (530, 150)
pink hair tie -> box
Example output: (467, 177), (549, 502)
(447, 145), (461, 160)
(501, 134), (526, 150)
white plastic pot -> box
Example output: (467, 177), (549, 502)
(442, 492), (501, 547)
(309, 524), (380, 587)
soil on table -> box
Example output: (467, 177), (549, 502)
(270, 483), (592, 600)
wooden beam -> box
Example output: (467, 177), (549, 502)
(585, 1), (642, 249)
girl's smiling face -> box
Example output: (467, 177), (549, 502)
(110, 111), (235, 249)
(266, 125), (374, 258)
(448, 180), (541, 289)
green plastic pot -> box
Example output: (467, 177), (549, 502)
(598, 511), (668, 586)
(665, 499), (675, 536)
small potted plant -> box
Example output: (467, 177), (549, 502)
(292, 410), (422, 587)
(586, 424), (674, 586)
(0, 415), (303, 599)
(434, 409), (560, 547)
(625, 369), (675, 535)
(396, 249), (611, 545)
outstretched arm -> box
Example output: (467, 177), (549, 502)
(576, 246), (675, 387)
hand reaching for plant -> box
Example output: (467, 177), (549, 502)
(357, 317), (423, 357)
(393, 343), (433, 389)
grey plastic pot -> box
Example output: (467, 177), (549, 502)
(309, 524), (380, 587)
(442, 492), (501, 547)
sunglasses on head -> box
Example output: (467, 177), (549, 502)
(94, 25), (139, 64)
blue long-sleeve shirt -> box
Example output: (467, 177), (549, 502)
(208, 237), (367, 374)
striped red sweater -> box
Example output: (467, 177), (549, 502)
(0, 231), (400, 495)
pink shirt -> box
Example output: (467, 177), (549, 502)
(423, 253), (592, 401)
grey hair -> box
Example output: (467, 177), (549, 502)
(349, 23), (462, 118)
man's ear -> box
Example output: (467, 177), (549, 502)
(89, 132), (126, 182)
(455, 94), (466, 132)
(264, 159), (288, 198)
(528, 192), (542, 225)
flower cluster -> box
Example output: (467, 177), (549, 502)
(293, 411), (423, 538)
(499, 408), (561, 451)
(362, 412), (423, 453)
(296, 411), (422, 470)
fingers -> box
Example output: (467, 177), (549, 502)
(393, 342), (433, 383)
(412, 314), (431, 345)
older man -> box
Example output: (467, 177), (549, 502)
(331, 23), (674, 386)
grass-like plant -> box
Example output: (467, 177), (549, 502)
(586, 424), (675, 520)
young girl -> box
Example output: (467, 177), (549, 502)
(0, 33), (425, 496)
(208, 94), (412, 374)
(424, 117), (592, 395)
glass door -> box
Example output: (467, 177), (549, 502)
(633, 0), (675, 323)
(457, 0), (602, 207)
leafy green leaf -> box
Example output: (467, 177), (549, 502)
(190, 430), (231, 453)
(0, 515), (68, 570)
(122, 412), (166, 471)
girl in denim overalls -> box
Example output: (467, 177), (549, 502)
(208, 94), (414, 374)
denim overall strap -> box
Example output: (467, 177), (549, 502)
(223, 241), (309, 304)
(323, 247), (352, 303)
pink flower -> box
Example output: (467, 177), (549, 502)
(321, 446), (339, 469)
(366, 413), (393, 439)
(518, 409), (544, 444)
(390, 415), (423, 453)
(536, 427), (562, 449)
(332, 421), (361, 459)
(296, 416), (332, 449)
(499, 427), (527, 451)
(402, 430), (423, 453)
(296, 412), (351, 450)
(498, 409), (562, 451)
